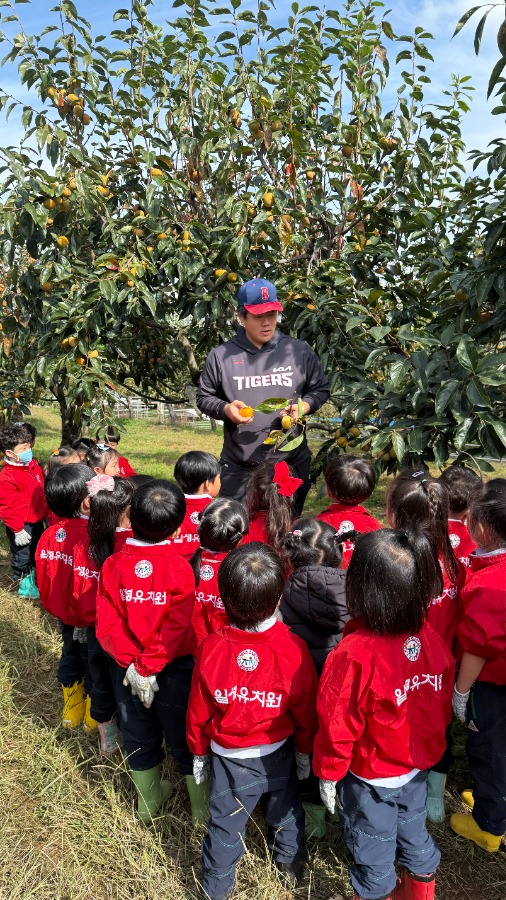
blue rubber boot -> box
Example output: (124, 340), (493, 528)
(18, 572), (39, 599)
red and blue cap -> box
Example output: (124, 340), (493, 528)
(237, 278), (283, 315)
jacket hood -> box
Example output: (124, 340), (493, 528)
(229, 327), (283, 355)
(283, 565), (347, 632)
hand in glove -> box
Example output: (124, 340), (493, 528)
(123, 662), (159, 708)
(319, 779), (341, 815)
(193, 754), (211, 784)
(14, 529), (31, 547)
(295, 750), (311, 780)
(72, 627), (88, 644)
(452, 685), (470, 723)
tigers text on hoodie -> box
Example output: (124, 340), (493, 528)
(196, 329), (329, 465)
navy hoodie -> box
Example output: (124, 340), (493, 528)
(196, 328), (329, 465)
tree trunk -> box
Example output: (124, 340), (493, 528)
(51, 380), (82, 445)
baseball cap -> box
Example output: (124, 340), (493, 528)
(236, 278), (283, 315)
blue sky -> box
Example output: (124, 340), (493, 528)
(0, 0), (503, 166)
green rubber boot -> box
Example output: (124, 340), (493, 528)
(303, 802), (327, 839)
(426, 771), (446, 824)
(18, 571), (39, 600)
(130, 765), (172, 823)
(185, 775), (209, 827)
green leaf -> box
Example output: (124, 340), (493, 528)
(254, 397), (289, 413)
(488, 56), (506, 98)
(278, 432), (305, 452)
(297, 397), (304, 419)
(454, 417), (476, 450)
(452, 6), (481, 39)
(392, 431), (406, 462)
(263, 431), (280, 445)
(489, 417), (506, 449)
(435, 380), (459, 416)
(456, 337), (478, 372)
(474, 10), (490, 55)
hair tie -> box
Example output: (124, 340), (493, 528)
(272, 461), (303, 498)
(53, 448), (59, 456)
(412, 470), (426, 479)
(95, 442), (110, 452)
(290, 529), (302, 538)
(86, 474), (115, 496)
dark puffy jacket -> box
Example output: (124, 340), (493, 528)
(279, 565), (349, 676)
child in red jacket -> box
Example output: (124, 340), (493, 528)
(317, 455), (381, 567)
(243, 459), (301, 551)
(100, 426), (137, 477)
(314, 529), (455, 900)
(439, 465), (481, 567)
(189, 498), (249, 646)
(71, 475), (134, 753)
(85, 442), (120, 477)
(0, 422), (48, 599)
(386, 468), (465, 823)
(187, 542), (318, 900)
(36, 464), (96, 729)
(173, 450), (221, 559)
(95, 479), (207, 826)
(451, 479), (506, 853)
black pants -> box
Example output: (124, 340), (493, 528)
(430, 722), (454, 775)
(467, 681), (506, 836)
(6, 520), (44, 579)
(57, 622), (91, 692)
(87, 627), (118, 723)
(110, 655), (194, 774)
(219, 454), (312, 516)
(202, 741), (306, 900)
(338, 771), (440, 899)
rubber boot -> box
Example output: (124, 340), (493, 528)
(275, 857), (305, 888)
(18, 572), (39, 599)
(62, 680), (85, 728)
(82, 694), (98, 732)
(425, 771), (446, 824)
(461, 789), (474, 810)
(97, 718), (122, 754)
(130, 765), (172, 823)
(393, 869), (435, 899)
(303, 802), (327, 839)
(185, 775), (209, 827)
(450, 812), (503, 852)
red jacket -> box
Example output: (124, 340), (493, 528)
(95, 540), (196, 676)
(242, 511), (269, 545)
(0, 460), (48, 531)
(172, 494), (213, 560)
(455, 551), (506, 685)
(192, 549), (229, 646)
(36, 517), (89, 624)
(118, 455), (136, 478)
(428, 557), (465, 653)
(187, 621), (318, 756)
(71, 538), (100, 627)
(316, 502), (382, 568)
(448, 519), (477, 568)
(114, 527), (134, 553)
(313, 621), (455, 782)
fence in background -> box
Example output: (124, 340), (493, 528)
(113, 400), (221, 430)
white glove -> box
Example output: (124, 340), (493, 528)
(295, 750), (311, 780)
(14, 529), (31, 546)
(72, 627), (88, 644)
(452, 685), (470, 723)
(193, 754), (211, 784)
(320, 779), (340, 814)
(123, 662), (159, 708)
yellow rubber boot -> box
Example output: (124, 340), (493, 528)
(450, 812), (503, 852)
(62, 680), (85, 728)
(83, 694), (98, 732)
(461, 790), (474, 810)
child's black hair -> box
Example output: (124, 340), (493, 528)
(0, 422), (32, 451)
(246, 459), (296, 551)
(85, 443), (118, 472)
(88, 477), (134, 568)
(324, 454), (376, 504)
(218, 542), (285, 629)
(439, 466), (482, 515)
(174, 451), (221, 495)
(468, 478), (506, 544)
(346, 528), (443, 635)
(46, 446), (80, 475)
(71, 436), (96, 454)
(128, 474), (155, 489)
(20, 422), (37, 445)
(44, 464), (95, 518)
(281, 517), (356, 569)
(190, 498), (249, 584)
(387, 468), (457, 583)
(130, 479), (186, 543)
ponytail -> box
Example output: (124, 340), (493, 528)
(88, 477), (134, 568)
(246, 460), (296, 551)
(281, 517), (357, 568)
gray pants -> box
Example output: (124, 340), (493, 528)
(337, 770), (440, 899)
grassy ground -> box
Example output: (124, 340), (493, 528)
(0, 408), (504, 899)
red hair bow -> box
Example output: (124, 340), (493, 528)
(272, 461), (303, 498)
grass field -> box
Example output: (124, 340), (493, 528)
(0, 408), (504, 899)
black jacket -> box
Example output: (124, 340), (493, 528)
(279, 565), (349, 676)
(196, 329), (329, 465)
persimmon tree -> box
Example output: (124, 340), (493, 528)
(0, 0), (503, 466)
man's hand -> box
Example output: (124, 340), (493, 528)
(224, 399), (254, 424)
(283, 401), (310, 422)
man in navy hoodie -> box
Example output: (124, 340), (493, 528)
(196, 279), (329, 513)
